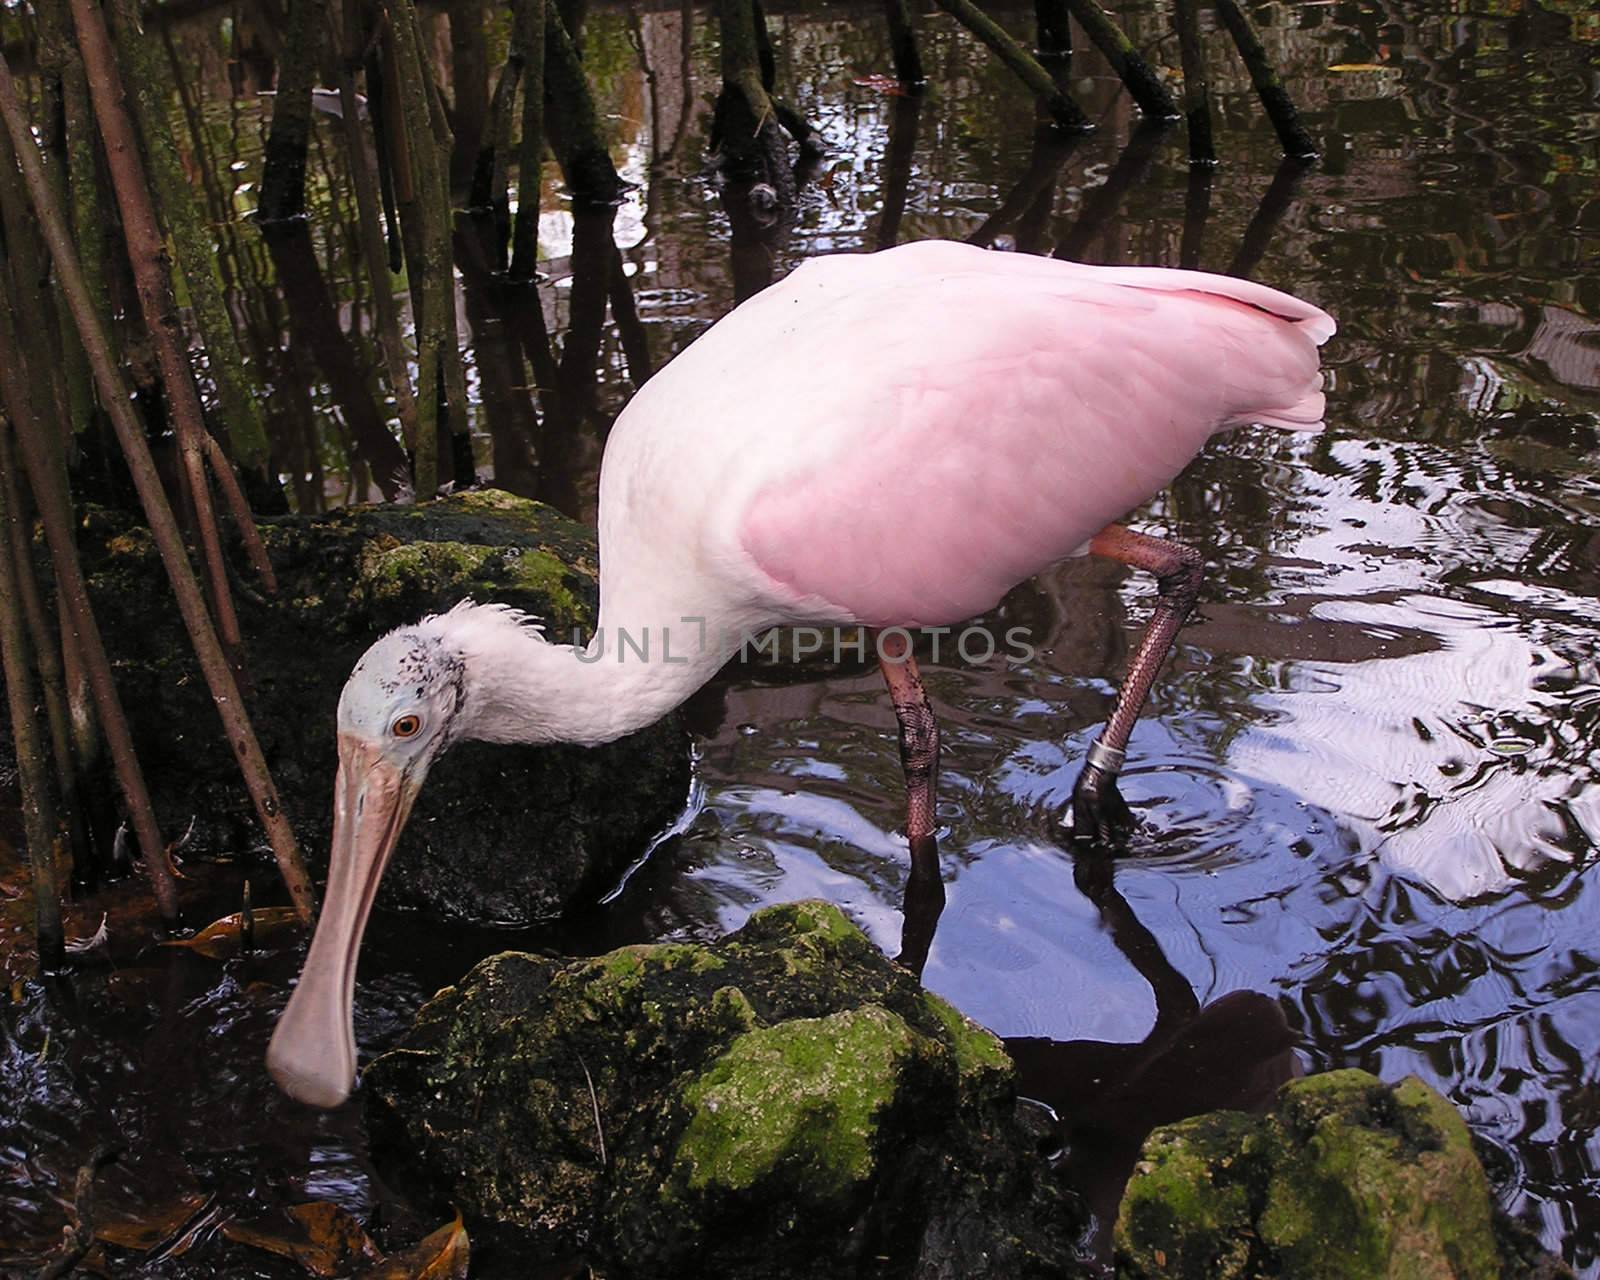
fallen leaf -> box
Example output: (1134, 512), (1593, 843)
(1326, 62), (1396, 72)
(359, 1211), (470, 1279)
(850, 74), (909, 96)
(96, 1190), (208, 1251)
(162, 907), (302, 960)
(223, 1202), (380, 1277)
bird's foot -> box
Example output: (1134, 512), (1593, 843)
(1069, 763), (1135, 849)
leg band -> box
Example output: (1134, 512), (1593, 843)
(1085, 738), (1126, 777)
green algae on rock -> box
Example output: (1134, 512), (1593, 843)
(364, 900), (1087, 1278)
(1115, 1068), (1503, 1279)
(79, 489), (689, 924)
(675, 1006), (924, 1200)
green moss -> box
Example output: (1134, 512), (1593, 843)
(727, 900), (880, 984)
(1116, 1112), (1263, 1279)
(1260, 1074), (1500, 1280)
(754, 900), (861, 945)
(673, 1005), (917, 1200)
(1116, 1072), (1502, 1280)
(920, 991), (1012, 1090)
(709, 986), (761, 1033)
(353, 535), (592, 630)
(573, 942), (727, 1014)
(447, 488), (542, 516)
(504, 547), (587, 622)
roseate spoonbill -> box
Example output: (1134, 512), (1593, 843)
(267, 239), (1334, 1108)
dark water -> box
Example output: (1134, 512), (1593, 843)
(5, 0), (1600, 1273)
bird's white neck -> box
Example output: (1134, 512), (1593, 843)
(453, 610), (738, 747)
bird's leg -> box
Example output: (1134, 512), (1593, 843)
(877, 630), (945, 974)
(1073, 524), (1204, 847)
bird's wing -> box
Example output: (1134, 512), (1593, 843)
(726, 245), (1332, 629)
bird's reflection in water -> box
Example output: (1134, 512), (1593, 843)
(898, 846), (1296, 1259)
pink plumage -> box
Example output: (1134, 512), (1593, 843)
(600, 240), (1334, 631)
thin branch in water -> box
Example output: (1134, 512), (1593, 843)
(0, 427), (90, 881)
(1172, 0), (1215, 165)
(258, 0), (328, 220)
(933, 0), (1093, 132)
(1212, 0), (1317, 160)
(1057, 0), (1181, 119)
(198, 432), (278, 593)
(0, 49), (317, 924)
(0, 417), (66, 970)
(68, 0), (246, 662)
(884, 0), (925, 85)
(1228, 156), (1307, 278)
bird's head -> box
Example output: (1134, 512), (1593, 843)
(335, 622), (468, 791)
(266, 610), (487, 1109)
(268, 602), (602, 1107)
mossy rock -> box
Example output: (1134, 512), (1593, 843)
(1115, 1069), (1505, 1279)
(78, 489), (689, 923)
(364, 900), (1087, 1278)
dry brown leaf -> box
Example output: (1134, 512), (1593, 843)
(223, 1201), (380, 1277)
(358, 1211), (470, 1280)
(161, 907), (302, 960)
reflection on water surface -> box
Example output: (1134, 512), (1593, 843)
(3, 0), (1598, 1271)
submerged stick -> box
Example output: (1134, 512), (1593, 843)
(0, 51), (316, 924)
(1061, 0), (1180, 119)
(1034, 0), (1071, 61)
(1212, 0), (1317, 160)
(1227, 155), (1306, 277)
(884, 0), (925, 85)
(933, 0), (1091, 131)
(1172, 0), (1214, 165)
(608, 244), (652, 388)
(876, 94), (921, 250)
(543, 3), (622, 205)
(258, 0), (328, 220)
(449, 0), (490, 192)
(1181, 162), (1212, 268)
(470, 36), (522, 234)
(37, 1145), (118, 1280)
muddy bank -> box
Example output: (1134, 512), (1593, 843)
(79, 489), (691, 923)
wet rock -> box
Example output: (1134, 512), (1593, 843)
(1114, 1069), (1507, 1279)
(363, 900), (1087, 1278)
(80, 489), (690, 924)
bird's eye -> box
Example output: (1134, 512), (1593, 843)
(391, 714), (422, 739)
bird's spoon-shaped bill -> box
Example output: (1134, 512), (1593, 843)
(266, 734), (421, 1108)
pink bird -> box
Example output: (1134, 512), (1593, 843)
(267, 240), (1335, 1108)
